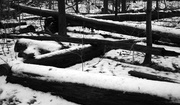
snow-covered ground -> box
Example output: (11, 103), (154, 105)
(1, 0), (180, 105)
(1, 24), (180, 104)
(0, 77), (78, 105)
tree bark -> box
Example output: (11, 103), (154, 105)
(6, 61), (180, 105)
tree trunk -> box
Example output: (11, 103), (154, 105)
(49, 0), (52, 9)
(155, 0), (159, 19)
(122, 0), (126, 12)
(143, 0), (152, 64)
(75, 0), (79, 13)
(115, 0), (118, 20)
(103, 0), (108, 13)
(156, 0), (159, 10)
(6, 61), (180, 105)
(112, 0), (114, 12)
(0, 0), (3, 20)
(58, 0), (67, 36)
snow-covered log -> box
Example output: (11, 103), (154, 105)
(4, 34), (180, 57)
(129, 70), (180, 84)
(7, 61), (180, 105)
(0, 64), (10, 76)
(0, 22), (26, 29)
(86, 11), (180, 21)
(10, 3), (180, 44)
(24, 45), (105, 68)
(14, 38), (66, 59)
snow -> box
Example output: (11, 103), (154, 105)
(0, 76), (78, 105)
(9, 61), (180, 103)
(1, 0), (180, 104)
(34, 44), (90, 59)
(1, 26), (180, 105)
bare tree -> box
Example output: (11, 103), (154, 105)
(143, 0), (152, 65)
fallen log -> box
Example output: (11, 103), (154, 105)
(6, 61), (180, 105)
(86, 11), (180, 21)
(128, 70), (180, 84)
(14, 38), (67, 59)
(10, 3), (180, 44)
(0, 22), (27, 29)
(18, 25), (36, 33)
(0, 64), (10, 76)
(2, 34), (180, 57)
(24, 44), (105, 68)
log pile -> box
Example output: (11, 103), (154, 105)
(3, 37), (180, 104)
(14, 38), (106, 67)
(2, 3), (180, 105)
